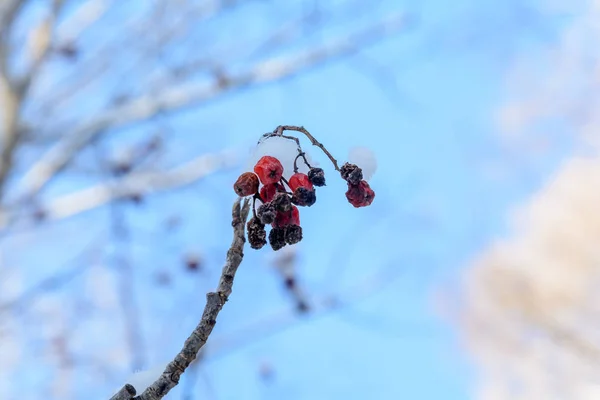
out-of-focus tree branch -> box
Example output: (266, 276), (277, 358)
(0, 0), (64, 197)
(0, 150), (238, 229)
(15, 13), (408, 201)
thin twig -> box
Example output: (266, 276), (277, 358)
(128, 197), (250, 400)
(277, 125), (340, 171)
(293, 152), (312, 173)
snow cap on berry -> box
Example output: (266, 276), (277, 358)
(248, 136), (317, 178)
(348, 146), (377, 181)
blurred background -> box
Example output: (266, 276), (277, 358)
(0, 0), (595, 399)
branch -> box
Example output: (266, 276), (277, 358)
(0, 0), (64, 198)
(115, 197), (250, 400)
(110, 384), (136, 400)
(15, 13), (408, 200)
(19, 0), (65, 94)
(0, 74), (21, 199)
(0, 150), (238, 230)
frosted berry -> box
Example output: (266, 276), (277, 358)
(257, 202), (276, 225)
(345, 180), (375, 208)
(254, 156), (284, 185)
(285, 225), (303, 245)
(291, 187), (316, 207)
(308, 167), (326, 187)
(273, 205), (300, 228)
(260, 183), (277, 203)
(247, 217), (267, 249)
(269, 227), (287, 251)
(340, 163), (363, 185)
(272, 192), (292, 212)
(288, 173), (313, 192)
(233, 172), (259, 197)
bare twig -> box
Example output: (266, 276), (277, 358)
(267, 125), (340, 171)
(16, 13), (407, 200)
(128, 197), (250, 400)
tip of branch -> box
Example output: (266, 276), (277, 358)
(231, 197), (251, 227)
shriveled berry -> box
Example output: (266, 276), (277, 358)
(269, 227), (287, 251)
(340, 163), (363, 185)
(272, 192), (292, 212)
(291, 187), (316, 207)
(254, 156), (284, 185)
(288, 172), (313, 192)
(285, 224), (303, 245)
(247, 217), (267, 249)
(257, 202), (276, 225)
(345, 180), (375, 208)
(308, 167), (326, 187)
(233, 172), (259, 196)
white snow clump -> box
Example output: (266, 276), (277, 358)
(347, 146), (377, 181)
(246, 135), (317, 178)
(113, 363), (166, 396)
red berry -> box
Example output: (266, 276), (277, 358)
(288, 173), (313, 192)
(259, 182), (285, 203)
(345, 180), (375, 208)
(233, 172), (259, 196)
(290, 206), (300, 225)
(273, 205), (300, 227)
(254, 156), (284, 185)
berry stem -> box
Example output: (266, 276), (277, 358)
(293, 152), (312, 173)
(252, 193), (262, 216)
(278, 177), (294, 195)
(274, 125), (340, 171)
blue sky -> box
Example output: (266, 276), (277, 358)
(0, 1), (579, 399)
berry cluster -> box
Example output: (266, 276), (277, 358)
(233, 126), (376, 251)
